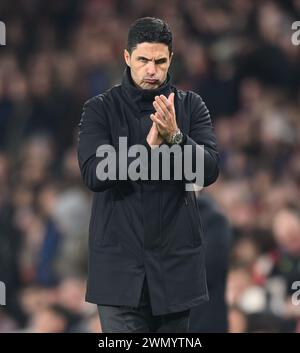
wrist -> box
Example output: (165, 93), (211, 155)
(165, 129), (178, 144)
(166, 128), (185, 145)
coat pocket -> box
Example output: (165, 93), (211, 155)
(184, 193), (202, 246)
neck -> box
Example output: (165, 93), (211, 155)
(122, 65), (172, 104)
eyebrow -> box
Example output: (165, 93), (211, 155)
(136, 56), (168, 64)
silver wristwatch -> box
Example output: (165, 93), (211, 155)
(168, 129), (184, 145)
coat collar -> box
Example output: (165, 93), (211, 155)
(121, 65), (173, 112)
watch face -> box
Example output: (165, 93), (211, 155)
(174, 132), (183, 144)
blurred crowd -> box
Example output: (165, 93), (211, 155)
(1, 0), (300, 332)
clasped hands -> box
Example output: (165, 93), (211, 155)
(147, 93), (179, 148)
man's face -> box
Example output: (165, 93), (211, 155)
(124, 42), (173, 90)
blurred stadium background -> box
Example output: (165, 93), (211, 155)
(1, 0), (300, 332)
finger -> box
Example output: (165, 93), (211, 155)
(153, 101), (167, 121)
(149, 119), (156, 130)
(158, 95), (172, 115)
(150, 113), (160, 119)
(150, 113), (167, 129)
(151, 111), (165, 121)
(168, 92), (174, 103)
(168, 92), (175, 108)
(159, 95), (173, 114)
(150, 113), (160, 124)
(155, 96), (171, 117)
(150, 112), (162, 124)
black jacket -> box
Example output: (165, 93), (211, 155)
(77, 66), (219, 315)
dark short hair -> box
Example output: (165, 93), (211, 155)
(127, 17), (172, 55)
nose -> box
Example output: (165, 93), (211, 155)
(146, 61), (156, 76)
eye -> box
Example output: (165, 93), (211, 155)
(139, 58), (148, 63)
(156, 59), (167, 65)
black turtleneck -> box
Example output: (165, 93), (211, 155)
(121, 65), (173, 107)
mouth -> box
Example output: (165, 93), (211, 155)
(144, 78), (159, 84)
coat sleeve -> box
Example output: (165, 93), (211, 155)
(183, 92), (219, 187)
(77, 96), (116, 192)
(77, 96), (153, 192)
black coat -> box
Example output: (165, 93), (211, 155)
(77, 66), (219, 315)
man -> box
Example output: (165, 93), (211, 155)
(77, 17), (219, 333)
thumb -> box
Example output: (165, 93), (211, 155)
(149, 119), (157, 134)
(152, 121), (159, 134)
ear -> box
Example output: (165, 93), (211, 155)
(169, 52), (173, 65)
(124, 49), (131, 67)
